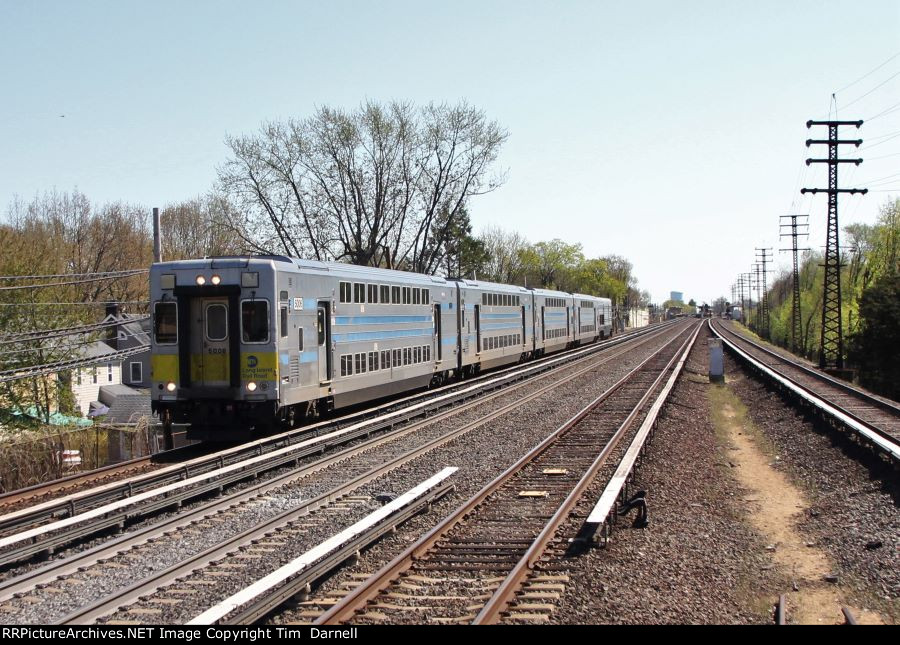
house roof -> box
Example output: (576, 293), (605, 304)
(97, 384), (152, 425)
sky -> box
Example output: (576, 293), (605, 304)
(1, 0), (898, 305)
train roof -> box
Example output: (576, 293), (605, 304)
(529, 287), (572, 298)
(456, 278), (530, 293)
(152, 256), (450, 286)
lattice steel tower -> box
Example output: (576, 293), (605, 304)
(801, 120), (867, 370)
(755, 248), (773, 339)
(779, 215), (810, 354)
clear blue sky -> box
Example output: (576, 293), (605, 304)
(1, 0), (898, 304)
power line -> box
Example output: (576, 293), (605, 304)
(865, 100), (900, 122)
(860, 132), (900, 150)
(0, 270), (147, 291)
(0, 301), (149, 307)
(840, 70), (900, 111)
(834, 51), (900, 95)
(0, 315), (149, 345)
(0, 326), (149, 359)
(0, 269), (149, 281)
(0, 346), (148, 385)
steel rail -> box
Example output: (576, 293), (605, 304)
(0, 322), (678, 591)
(0, 322), (674, 564)
(55, 465), (459, 624)
(176, 325), (680, 625)
(709, 320), (900, 462)
(712, 319), (900, 417)
(315, 321), (697, 625)
(474, 322), (701, 623)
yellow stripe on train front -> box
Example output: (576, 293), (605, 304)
(191, 353), (230, 382)
(240, 352), (278, 381)
(150, 354), (179, 383)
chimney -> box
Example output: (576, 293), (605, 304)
(106, 302), (120, 350)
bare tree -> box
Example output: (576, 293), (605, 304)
(217, 100), (508, 272)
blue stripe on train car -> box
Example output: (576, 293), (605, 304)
(333, 328), (433, 343)
(335, 315), (432, 325)
(300, 351), (319, 363)
(482, 323), (521, 331)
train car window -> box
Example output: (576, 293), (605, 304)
(298, 328), (304, 351)
(413, 289), (421, 305)
(482, 294), (487, 305)
(368, 351), (378, 372)
(206, 304), (228, 341)
(368, 284), (378, 303)
(403, 287), (411, 305)
(356, 353), (366, 374)
(392, 286), (401, 305)
(280, 290), (289, 301)
(425, 346), (430, 362)
(354, 283), (365, 303)
(393, 348), (401, 367)
(280, 305), (288, 338)
(154, 302), (178, 344)
(404, 348), (410, 365)
(423, 289), (430, 305)
(380, 285), (390, 303)
(340, 355), (352, 376)
(339, 282), (351, 303)
(600, 314), (605, 325)
(381, 350), (390, 369)
(241, 300), (269, 343)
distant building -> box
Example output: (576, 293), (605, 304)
(670, 291), (683, 302)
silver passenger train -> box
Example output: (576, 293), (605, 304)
(150, 256), (613, 442)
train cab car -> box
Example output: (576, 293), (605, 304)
(531, 288), (574, 356)
(150, 256), (283, 441)
(455, 279), (532, 373)
(150, 256), (457, 442)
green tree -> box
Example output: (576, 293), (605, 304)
(848, 273), (900, 399)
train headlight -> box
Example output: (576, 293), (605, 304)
(196, 275), (206, 286)
(246, 381), (257, 392)
(166, 382), (177, 392)
(211, 275), (221, 285)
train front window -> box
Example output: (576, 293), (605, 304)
(154, 302), (177, 344)
(206, 304), (227, 341)
(241, 300), (269, 343)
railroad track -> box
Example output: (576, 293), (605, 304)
(0, 321), (688, 624)
(710, 319), (900, 463)
(0, 322), (678, 567)
(308, 321), (701, 626)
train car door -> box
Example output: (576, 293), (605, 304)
(191, 298), (230, 387)
(434, 303), (442, 362)
(317, 302), (332, 384)
(521, 304), (526, 347)
(474, 304), (481, 353)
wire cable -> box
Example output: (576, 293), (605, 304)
(0, 270), (147, 291)
(0, 316), (149, 345)
(0, 269), (149, 281)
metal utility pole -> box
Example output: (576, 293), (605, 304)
(741, 272), (752, 326)
(779, 215), (810, 354)
(755, 248), (773, 338)
(751, 263), (762, 331)
(801, 120), (867, 370)
(153, 207), (163, 263)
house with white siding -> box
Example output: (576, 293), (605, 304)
(71, 341), (122, 416)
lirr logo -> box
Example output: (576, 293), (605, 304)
(247, 355), (258, 368)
